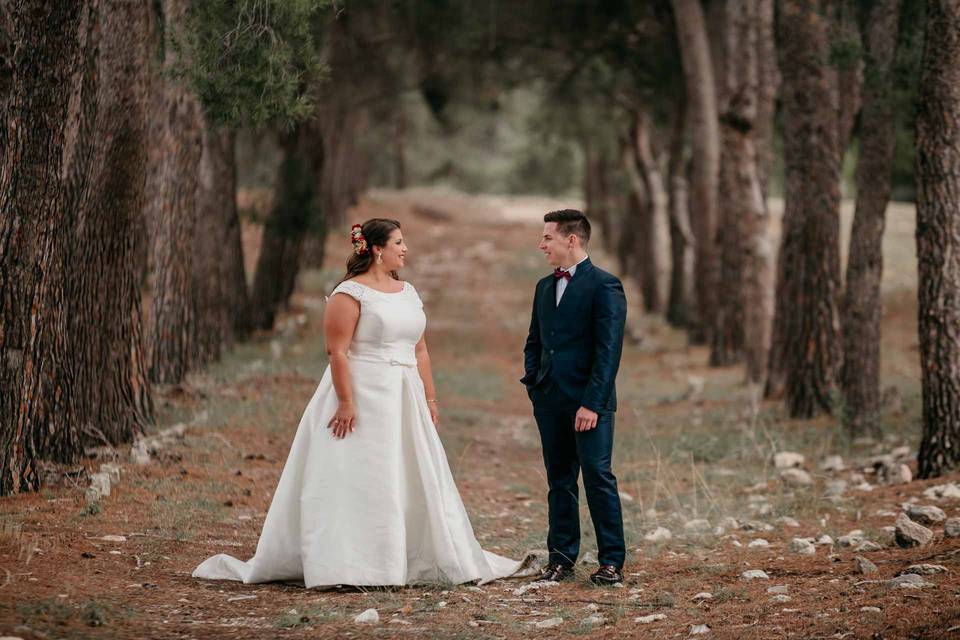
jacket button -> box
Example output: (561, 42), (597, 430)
(549, 349), (554, 354)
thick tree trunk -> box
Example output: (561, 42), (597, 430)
(147, 0), (203, 384)
(250, 128), (319, 330)
(672, 0), (721, 344)
(916, 0), (960, 479)
(0, 2), (85, 494)
(583, 139), (614, 254)
(0, 0), (153, 493)
(755, 0), (779, 197)
(832, 1), (864, 154)
(666, 101), (696, 328)
(840, 0), (901, 436)
(774, 0), (843, 418)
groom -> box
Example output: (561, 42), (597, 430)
(521, 209), (627, 586)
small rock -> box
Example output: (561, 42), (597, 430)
(582, 614), (606, 626)
(820, 455), (845, 472)
(748, 539), (770, 548)
(635, 613), (667, 624)
(825, 480), (847, 497)
(816, 535), (834, 545)
(879, 463), (911, 485)
(389, 619), (411, 625)
(860, 606), (882, 614)
(774, 452), (805, 469)
(895, 513), (934, 548)
(100, 535), (126, 542)
(684, 519), (711, 533)
(886, 573), (934, 589)
(644, 527), (672, 542)
(718, 516), (739, 530)
(354, 609), (379, 624)
(945, 518), (960, 538)
(789, 538), (816, 555)
(767, 585), (788, 594)
(837, 531), (866, 548)
(578, 551), (598, 565)
(619, 491), (635, 502)
(741, 569), (769, 581)
(513, 581), (559, 596)
(904, 504), (947, 525)
(779, 468), (813, 487)
(777, 516), (801, 528)
(855, 540), (884, 553)
(690, 624), (711, 635)
(742, 521), (774, 532)
(854, 556), (878, 575)
(891, 445), (912, 461)
(692, 592), (713, 601)
(923, 483), (960, 500)
(900, 564), (947, 576)
(535, 618), (563, 629)
(227, 595), (257, 602)
(770, 595), (792, 603)
(89, 472), (112, 498)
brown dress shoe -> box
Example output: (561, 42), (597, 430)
(534, 563), (575, 582)
(589, 564), (623, 585)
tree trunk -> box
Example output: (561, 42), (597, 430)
(583, 139), (614, 254)
(774, 0), (843, 418)
(915, 0), (960, 479)
(193, 128), (250, 364)
(631, 112), (665, 313)
(755, 0), (779, 197)
(146, 0), (203, 384)
(621, 123), (661, 312)
(250, 127), (319, 330)
(840, 0), (901, 436)
(666, 101), (696, 328)
(672, 0), (721, 344)
(0, 0), (153, 494)
(831, 0), (864, 155)
(0, 2), (86, 494)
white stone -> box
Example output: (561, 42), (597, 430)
(774, 452), (805, 469)
(513, 581), (559, 596)
(816, 535), (834, 545)
(741, 569), (769, 581)
(837, 531), (866, 548)
(89, 472), (112, 498)
(635, 613), (667, 624)
(100, 535), (126, 542)
(902, 564), (947, 575)
(684, 519), (711, 533)
(904, 504), (947, 525)
(854, 556), (878, 574)
(770, 595), (792, 603)
(354, 609), (379, 624)
(748, 539), (770, 548)
(825, 480), (847, 497)
(895, 513), (934, 548)
(619, 491), (635, 502)
(820, 455), (845, 472)
(886, 574), (934, 589)
(692, 592), (713, 601)
(582, 614), (606, 626)
(945, 518), (960, 538)
(855, 540), (884, 553)
(644, 527), (673, 542)
(860, 606), (882, 614)
(535, 618), (563, 629)
(923, 483), (960, 500)
(578, 551), (598, 565)
(690, 624), (711, 635)
(789, 538), (816, 555)
(718, 517), (739, 530)
(779, 468), (813, 487)
(767, 585), (788, 594)
(777, 516), (801, 528)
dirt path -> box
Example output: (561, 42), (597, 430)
(2, 189), (959, 639)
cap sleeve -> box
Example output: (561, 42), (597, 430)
(328, 280), (365, 303)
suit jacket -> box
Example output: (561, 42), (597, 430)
(521, 258), (627, 413)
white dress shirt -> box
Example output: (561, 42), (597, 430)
(556, 255), (589, 306)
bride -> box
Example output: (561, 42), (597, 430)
(192, 218), (523, 587)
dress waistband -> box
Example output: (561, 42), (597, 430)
(348, 353), (417, 368)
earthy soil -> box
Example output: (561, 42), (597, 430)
(2, 189), (959, 640)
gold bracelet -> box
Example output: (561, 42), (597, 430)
(427, 399), (438, 404)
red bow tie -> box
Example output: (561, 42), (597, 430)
(554, 269), (572, 281)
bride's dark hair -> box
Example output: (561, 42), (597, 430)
(341, 218), (402, 283)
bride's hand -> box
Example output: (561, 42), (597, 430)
(328, 402), (356, 439)
(428, 402), (440, 429)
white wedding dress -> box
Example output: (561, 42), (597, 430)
(192, 279), (524, 587)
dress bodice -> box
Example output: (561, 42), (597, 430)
(329, 280), (426, 365)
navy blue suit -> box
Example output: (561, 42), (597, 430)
(521, 257), (626, 569)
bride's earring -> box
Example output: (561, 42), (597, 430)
(376, 252), (383, 265)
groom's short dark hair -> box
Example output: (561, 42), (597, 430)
(544, 209), (591, 246)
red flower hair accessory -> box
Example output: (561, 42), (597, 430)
(350, 224), (369, 255)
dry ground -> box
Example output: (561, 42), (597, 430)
(2, 189), (959, 640)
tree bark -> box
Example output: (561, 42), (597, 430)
(630, 112), (665, 313)
(250, 127), (319, 330)
(666, 104), (696, 328)
(672, 0), (721, 344)
(774, 0), (844, 418)
(915, 0), (960, 479)
(840, 0), (901, 436)
(146, 0), (203, 385)
(755, 0), (780, 197)
(0, 2), (86, 494)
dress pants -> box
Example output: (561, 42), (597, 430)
(530, 381), (625, 569)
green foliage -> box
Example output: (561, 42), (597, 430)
(173, 0), (330, 127)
